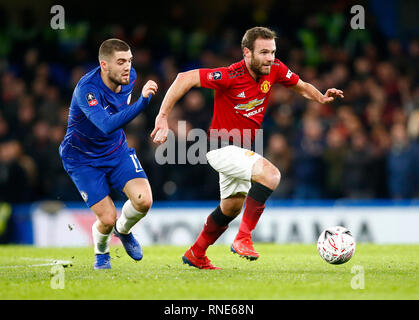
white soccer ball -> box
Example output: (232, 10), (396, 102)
(317, 226), (356, 264)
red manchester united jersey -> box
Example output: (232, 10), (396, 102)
(199, 59), (299, 144)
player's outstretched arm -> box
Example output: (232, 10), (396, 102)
(151, 70), (201, 144)
(81, 80), (157, 135)
(291, 79), (344, 103)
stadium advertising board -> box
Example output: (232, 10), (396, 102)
(30, 202), (419, 246)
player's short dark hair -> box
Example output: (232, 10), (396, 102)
(241, 27), (277, 52)
(98, 38), (130, 61)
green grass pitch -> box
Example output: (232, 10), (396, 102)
(0, 244), (418, 300)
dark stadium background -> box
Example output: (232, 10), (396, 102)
(0, 0), (418, 207)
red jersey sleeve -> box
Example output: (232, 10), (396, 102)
(274, 60), (299, 88)
(199, 68), (231, 90)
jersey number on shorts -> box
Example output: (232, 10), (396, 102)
(130, 154), (143, 173)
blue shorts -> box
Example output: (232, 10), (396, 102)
(62, 148), (148, 207)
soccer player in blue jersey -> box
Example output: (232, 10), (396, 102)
(59, 39), (158, 269)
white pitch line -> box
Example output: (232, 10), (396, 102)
(0, 257), (73, 269)
(19, 257), (66, 262)
(0, 263), (57, 269)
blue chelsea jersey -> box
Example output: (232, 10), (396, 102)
(59, 66), (138, 164)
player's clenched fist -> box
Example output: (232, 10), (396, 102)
(142, 80), (158, 98)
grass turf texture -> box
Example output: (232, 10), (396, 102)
(0, 244), (418, 300)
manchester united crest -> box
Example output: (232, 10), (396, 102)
(260, 80), (271, 93)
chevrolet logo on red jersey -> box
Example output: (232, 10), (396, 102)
(234, 98), (265, 111)
(86, 92), (98, 106)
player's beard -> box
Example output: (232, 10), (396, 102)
(249, 54), (272, 77)
(108, 70), (130, 86)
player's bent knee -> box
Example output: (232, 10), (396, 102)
(99, 215), (116, 230)
(131, 195), (153, 214)
(264, 167), (281, 190)
(253, 159), (281, 190)
(269, 167), (281, 188)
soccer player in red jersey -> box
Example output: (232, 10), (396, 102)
(151, 27), (343, 269)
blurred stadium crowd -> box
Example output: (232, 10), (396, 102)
(0, 1), (418, 203)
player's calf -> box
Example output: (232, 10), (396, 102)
(233, 159), (278, 259)
(90, 197), (118, 269)
(119, 178), (153, 234)
(220, 194), (245, 218)
(116, 199), (149, 234)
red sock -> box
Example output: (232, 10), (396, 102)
(236, 196), (265, 240)
(191, 214), (229, 257)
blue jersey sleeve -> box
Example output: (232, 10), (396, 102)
(76, 85), (152, 135)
